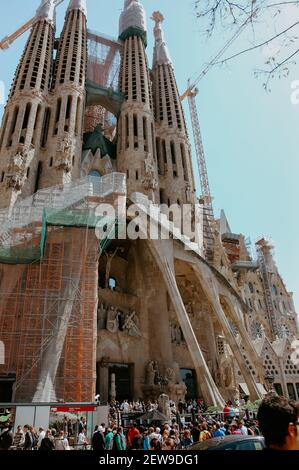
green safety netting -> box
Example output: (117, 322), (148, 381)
(0, 208), (122, 265)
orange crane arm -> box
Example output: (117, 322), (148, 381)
(0, 17), (35, 50)
(0, 0), (65, 51)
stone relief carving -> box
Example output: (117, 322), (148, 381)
(106, 306), (119, 333)
(142, 153), (158, 191)
(6, 146), (33, 190)
(99, 302), (141, 337)
(219, 356), (235, 389)
(146, 361), (156, 386)
(55, 133), (73, 172)
(165, 367), (176, 385)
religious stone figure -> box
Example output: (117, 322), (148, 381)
(106, 306), (119, 333)
(146, 361), (156, 386)
(142, 153), (158, 191)
(98, 302), (107, 330)
(165, 368), (176, 386)
(55, 133), (73, 172)
(123, 310), (141, 337)
(6, 148), (29, 190)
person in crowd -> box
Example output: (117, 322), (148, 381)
(131, 429), (143, 450)
(257, 395), (299, 451)
(0, 422), (13, 450)
(120, 400), (130, 413)
(238, 419), (248, 435)
(224, 422), (231, 435)
(78, 416), (86, 434)
(162, 437), (176, 450)
(250, 420), (260, 436)
(23, 424), (33, 450)
(127, 423), (140, 449)
(29, 426), (38, 449)
(199, 422), (212, 442)
(190, 422), (200, 443)
(77, 428), (88, 450)
(180, 429), (193, 448)
(150, 437), (162, 451)
(231, 424), (242, 435)
(54, 430), (69, 450)
(39, 430), (55, 451)
(105, 428), (114, 450)
(223, 402), (231, 420)
(92, 425), (105, 451)
(142, 430), (150, 451)
(112, 427), (126, 451)
(37, 427), (45, 449)
(99, 423), (106, 433)
(213, 422), (225, 438)
(12, 425), (25, 449)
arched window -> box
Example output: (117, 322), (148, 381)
(108, 277), (116, 291)
(272, 285), (278, 295)
(89, 170), (101, 177)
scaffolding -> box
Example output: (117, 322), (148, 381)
(0, 173), (126, 402)
(85, 29), (124, 136)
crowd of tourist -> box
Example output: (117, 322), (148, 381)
(0, 395), (298, 451)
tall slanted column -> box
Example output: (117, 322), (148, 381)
(40, 0), (87, 188)
(117, 0), (159, 201)
(0, 0), (56, 209)
(151, 12), (196, 206)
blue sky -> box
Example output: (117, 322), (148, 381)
(0, 0), (298, 309)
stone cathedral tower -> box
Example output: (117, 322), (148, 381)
(39, 0), (87, 188)
(117, 0), (159, 202)
(0, 0), (56, 209)
(151, 12), (196, 207)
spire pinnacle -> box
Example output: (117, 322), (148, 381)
(35, 0), (56, 24)
(151, 11), (172, 66)
(67, 0), (87, 16)
(119, 0), (147, 39)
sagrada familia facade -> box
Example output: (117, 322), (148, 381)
(0, 0), (298, 407)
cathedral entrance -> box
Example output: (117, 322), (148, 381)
(180, 369), (197, 400)
(97, 363), (133, 403)
(108, 364), (133, 401)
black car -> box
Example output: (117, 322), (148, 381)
(188, 435), (265, 451)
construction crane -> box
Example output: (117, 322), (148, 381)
(0, 0), (65, 51)
(180, 7), (259, 219)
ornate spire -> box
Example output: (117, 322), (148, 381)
(119, 0), (147, 38)
(152, 11), (172, 66)
(35, 0), (56, 23)
(67, 0), (87, 16)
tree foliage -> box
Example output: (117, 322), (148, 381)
(194, 0), (299, 89)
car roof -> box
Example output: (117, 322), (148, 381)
(188, 436), (265, 450)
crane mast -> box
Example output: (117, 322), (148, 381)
(187, 87), (214, 218)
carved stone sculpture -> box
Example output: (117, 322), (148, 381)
(55, 134), (73, 172)
(123, 310), (141, 337)
(146, 361), (156, 386)
(165, 368), (176, 385)
(6, 149), (30, 190)
(98, 302), (107, 330)
(142, 153), (158, 190)
(106, 306), (119, 333)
